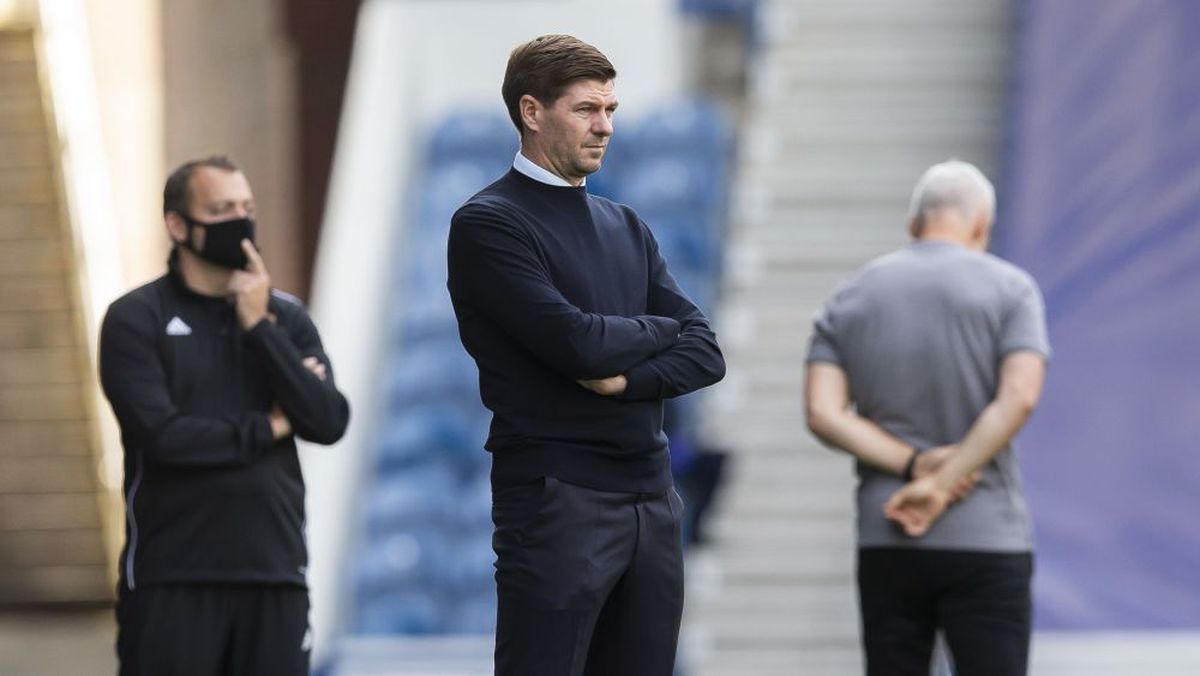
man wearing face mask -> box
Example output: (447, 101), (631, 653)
(98, 155), (350, 676)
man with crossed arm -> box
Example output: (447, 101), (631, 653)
(100, 156), (349, 675)
(447, 35), (724, 676)
(805, 161), (1049, 676)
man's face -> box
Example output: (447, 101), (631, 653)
(168, 167), (256, 249)
(528, 78), (617, 183)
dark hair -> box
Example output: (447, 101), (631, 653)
(162, 155), (241, 216)
(502, 34), (617, 137)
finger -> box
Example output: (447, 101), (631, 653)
(303, 357), (319, 368)
(242, 239), (266, 274)
(903, 518), (929, 537)
(885, 506), (928, 537)
(889, 504), (927, 533)
(883, 493), (911, 519)
(883, 491), (905, 515)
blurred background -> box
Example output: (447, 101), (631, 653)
(0, 0), (1197, 674)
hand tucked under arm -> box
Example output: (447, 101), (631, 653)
(246, 306), (349, 446)
(577, 375), (628, 396)
(615, 228), (725, 401)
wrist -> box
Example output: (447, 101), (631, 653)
(241, 313), (265, 331)
(241, 313), (270, 332)
(901, 446), (921, 481)
(930, 466), (962, 493)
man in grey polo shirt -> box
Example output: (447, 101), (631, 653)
(805, 160), (1049, 676)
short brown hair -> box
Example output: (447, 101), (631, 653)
(163, 155), (241, 216)
(502, 35), (617, 137)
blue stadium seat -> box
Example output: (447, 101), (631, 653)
(650, 217), (720, 273)
(354, 588), (443, 635)
(415, 160), (501, 236)
(429, 111), (518, 166)
(681, 0), (758, 20)
(356, 524), (453, 593)
(454, 472), (495, 531)
(615, 157), (725, 216)
(443, 592), (497, 634)
(584, 164), (622, 201)
(661, 265), (717, 314)
(363, 463), (459, 531)
(373, 404), (487, 474)
(439, 530), (496, 593)
(390, 295), (460, 348)
(626, 99), (732, 162)
(384, 342), (478, 409)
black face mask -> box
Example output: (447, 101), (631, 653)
(180, 214), (257, 269)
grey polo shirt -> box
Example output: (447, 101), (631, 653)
(807, 240), (1050, 552)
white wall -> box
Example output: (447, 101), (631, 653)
(303, 0), (686, 663)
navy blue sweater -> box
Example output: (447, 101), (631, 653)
(447, 169), (725, 492)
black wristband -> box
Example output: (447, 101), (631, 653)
(902, 447), (921, 481)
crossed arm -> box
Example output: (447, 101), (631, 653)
(99, 300), (345, 469)
(447, 207), (724, 398)
(100, 244), (348, 468)
(804, 351), (1045, 535)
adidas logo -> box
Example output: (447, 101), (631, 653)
(165, 316), (192, 336)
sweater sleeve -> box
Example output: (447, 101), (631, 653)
(98, 298), (275, 468)
(447, 202), (680, 379)
(617, 225), (726, 401)
(244, 299), (350, 445)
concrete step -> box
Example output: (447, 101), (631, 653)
(699, 0), (1009, 671)
(773, 0), (1006, 33)
(0, 27), (110, 609)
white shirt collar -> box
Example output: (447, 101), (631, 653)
(512, 150), (585, 187)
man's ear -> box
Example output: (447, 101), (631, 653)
(971, 213), (992, 249)
(519, 94), (542, 134)
(165, 212), (189, 246)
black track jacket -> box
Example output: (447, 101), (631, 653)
(99, 253), (349, 590)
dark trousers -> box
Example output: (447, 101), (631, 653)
(858, 547), (1033, 676)
(492, 476), (685, 676)
(116, 583), (310, 676)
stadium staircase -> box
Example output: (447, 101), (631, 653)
(693, 1), (1011, 673)
(0, 27), (111, 606)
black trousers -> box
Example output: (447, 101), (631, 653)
(858, 547), (1033, 676)
(492, 476), (685, 676)
(116, 583), (310, 676)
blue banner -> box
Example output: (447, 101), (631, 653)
(997, 0), (1200, 630)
